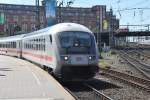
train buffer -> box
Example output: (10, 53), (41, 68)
(0, 55), (75, 100)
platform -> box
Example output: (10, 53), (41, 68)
(0, 55), (75, 100)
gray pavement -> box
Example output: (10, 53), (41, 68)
(0, 55), (75, 100)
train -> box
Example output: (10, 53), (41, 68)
(0, 23), (99, 81)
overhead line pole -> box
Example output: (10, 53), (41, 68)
(58, 1), (63, 23)
(57, 0), (75, 23)
(36, 0), (40, 30)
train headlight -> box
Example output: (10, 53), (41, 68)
(89, 56), (92, 60)
(61, 56), (69, 61)
(64, 56), (68, 60)
(89, 56), (96, 60)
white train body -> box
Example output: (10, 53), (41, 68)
(0, 23), (99, 81)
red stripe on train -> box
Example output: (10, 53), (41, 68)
(0, 48), (53, 62)
(22, 51), (53, 62)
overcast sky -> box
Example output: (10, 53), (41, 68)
(0, 0), (150, 28)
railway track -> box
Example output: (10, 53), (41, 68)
(123, 50), (150, 72)
(118, 50), (150, 80)
(125, 50), (150, 60)
(65, 87), (80, 100)
(135, 51), (150, 59)
(64, 82), (113, 100)
(84, 83), (113, 100)
(99, 68), (150, 92)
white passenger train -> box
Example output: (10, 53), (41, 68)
(0, 23), (99, 81)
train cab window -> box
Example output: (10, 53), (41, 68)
(50, 35), (52, 43)
(59, 31), (96, 54)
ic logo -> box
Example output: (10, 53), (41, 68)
(76, 57), (82, 61)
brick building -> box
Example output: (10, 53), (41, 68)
(0, 3), (119, 38)
(0, 3), (45, 36)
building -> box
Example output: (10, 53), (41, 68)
(0, 3), (45, 36)
(57, 5), (111, 33)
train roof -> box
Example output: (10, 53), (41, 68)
(49, 22), (92, 34)
(0, 34), (25, 42)
(24, 23), (93, 38)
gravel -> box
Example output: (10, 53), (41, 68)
(101, 53), (147, 79)
(95, 74), (150, 100)
(97, 50), (150, 100)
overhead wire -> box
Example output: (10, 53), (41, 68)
(112, 0), (150, 27)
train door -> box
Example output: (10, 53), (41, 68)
(41, 36), (46, 66)
(18, 40), (22, 58)
(38, 37), (42, 65)
(45, 35), (54, 68)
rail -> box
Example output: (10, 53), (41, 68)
(99, 68), (150, 91)
(84, 83), (113, 100)
(64, 82), (113, 100)
(118, 51), (150, 80)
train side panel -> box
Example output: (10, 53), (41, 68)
(22, 31), (57, 72)
(22, 34), (47, 66)
(0, 40), (22, 57)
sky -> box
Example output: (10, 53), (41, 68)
(0, 0), (150, 29)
